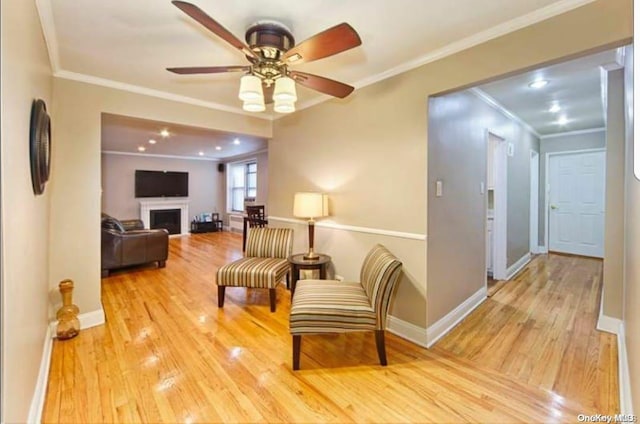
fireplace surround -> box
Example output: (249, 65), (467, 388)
(140, 199), (189, 236)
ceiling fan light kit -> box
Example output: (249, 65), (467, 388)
(168, 1), (362, 114)
(243, 99), (266, 113)
(238, 75), (263, 101)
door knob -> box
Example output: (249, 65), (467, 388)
(550, 204), (558, 210)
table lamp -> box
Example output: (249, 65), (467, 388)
(293, 192), (328, 260)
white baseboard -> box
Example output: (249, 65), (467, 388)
(27, 325), (53, 424)
(596, 313), (622, 334)
(506, 252), (531, 280)
(538, 245), (548, 253)
(49, 308), (106, 337)
(386, 315), (428, 348)
(426, 286), (487, 347)
(595, 300), (633, 416)
(617, 322), (634, 415)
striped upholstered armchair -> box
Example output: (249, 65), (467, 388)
(216, 227), (293, 312)
(289, 244), (402, 370)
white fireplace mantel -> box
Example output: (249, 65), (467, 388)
(140, 198), (189, 236)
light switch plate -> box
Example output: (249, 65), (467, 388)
(436, 180), (443, 197)
(507, 143), (515, 157)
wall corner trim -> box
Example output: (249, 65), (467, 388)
(426, 286), (487, 347)
(27, 325), (54, 424)
(506, 252), (532, 280)
(386, 315), (428, 348)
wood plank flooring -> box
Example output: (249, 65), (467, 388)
(42, 233), (618, 423)
(436, 253), (619, 414)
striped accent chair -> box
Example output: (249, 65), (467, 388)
(289, 244), (402, 370)
(216, 227), (293, 312)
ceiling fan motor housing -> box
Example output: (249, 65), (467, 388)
(245, 22), (295, 59)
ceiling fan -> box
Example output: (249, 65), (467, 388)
(167, 1), (362, 113)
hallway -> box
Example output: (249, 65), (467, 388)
(436, 253), (619, 413)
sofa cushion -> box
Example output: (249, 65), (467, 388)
(216, 257), (289, 289)
(290, 280), (377, 334)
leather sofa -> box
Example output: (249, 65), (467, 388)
(101, 213), (169, 277)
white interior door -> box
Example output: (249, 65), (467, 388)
(548, 151), (605, 257)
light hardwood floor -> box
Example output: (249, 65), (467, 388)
(42, 233), (617, 423)
(436, 253), (619, 414)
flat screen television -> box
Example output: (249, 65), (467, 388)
(135, 170), (188, 198)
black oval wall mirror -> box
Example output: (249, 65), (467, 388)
(29, 99), (51, 195)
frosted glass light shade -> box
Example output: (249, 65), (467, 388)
(293, 192), (327, 218)
(239, 75), (263, 101)
(274, 76), (297, 102)
(274, 100), (295, 114)
(243, 99), (265, 112)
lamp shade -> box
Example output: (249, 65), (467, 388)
(293, 192), (327, 218)
(273, 76), (297, 102)
(274, 100), (295, 114)
(243, 99), (266, 112)
(239, 75), (263, 101)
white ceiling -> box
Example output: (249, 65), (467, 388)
(41, 0), (596, 118)
(42, 0), (614, 157)
(101, 113), (268, 160)
(478, 49), (620, 136)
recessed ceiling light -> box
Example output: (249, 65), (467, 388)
(148, 139), (157, 144)
(549, 103), (561, 113)
(160, 129), (170, 138)
(198, 151), (204, 156)
(138, 146), (146, 152)
(557, 115), (568, 125)
(215, 146), (222, 151)
(528, 79), (549, 89)
(233, 138), (240, 145)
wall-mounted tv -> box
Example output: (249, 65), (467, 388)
(135, 170), (188, 198)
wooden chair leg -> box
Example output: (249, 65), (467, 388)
(293, 335), (301, 370)
(269, 288), (276, 312)
(217, 286), (225, 308)
(375, 330), (387, 366)
(286, 272), (290, 289)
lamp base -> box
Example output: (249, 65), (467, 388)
(303, 251), (319, 260)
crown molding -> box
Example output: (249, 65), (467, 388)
(539, 127), (605, 139)
(469, 88), (541, 138)
(101, 150), (221, 161)
(54, 70), (273, 121)
(39, 0), (596, 120)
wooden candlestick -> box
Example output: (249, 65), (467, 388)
(56, 279), (80, 340)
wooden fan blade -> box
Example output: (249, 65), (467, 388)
(172, 1), (258, 59)
(166, 65), (250, 75)
(283, 23), (361, 64)
(263, 84), (274, 104)
(290, 71), (354, 98)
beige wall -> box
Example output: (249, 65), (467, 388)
(270, 0), (631, 329)
(428, 90), (539, 323)
(50, 78), (271, 317)
(603, 69), (625, 319)
(538, 130), (606, 244)
(101, 153), (224, 220)
(0, 0), (53, 421)
(623, 45), (639, 413)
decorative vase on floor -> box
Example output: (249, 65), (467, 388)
(56, 279), (80, 340)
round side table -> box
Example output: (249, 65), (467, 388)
(288, 253), (331, 296)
